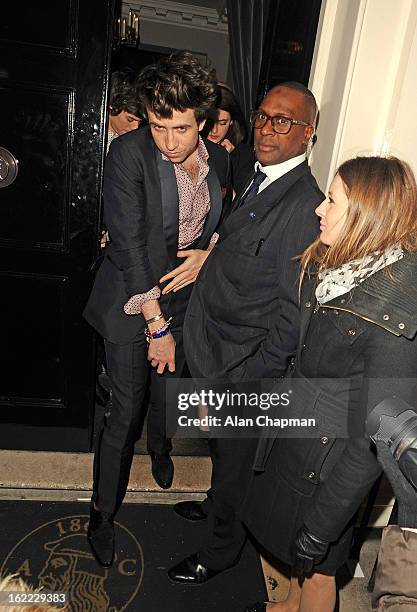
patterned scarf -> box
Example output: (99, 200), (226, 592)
(315, 245), (404, 305)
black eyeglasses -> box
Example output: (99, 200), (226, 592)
(250, 111), (312, 134)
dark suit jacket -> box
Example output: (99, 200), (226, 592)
(184, 160), (324, 381)
(229, 143), (255, 195)
(83, 126), (230, 344)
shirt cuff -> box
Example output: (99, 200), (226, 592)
(124, 286), (161, 315)
(209, 232), (219, 246)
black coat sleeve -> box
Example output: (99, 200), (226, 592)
(103, 137), (157, 296)
(230, 143), (255, 196)
(304, 326), (417, 542)
(238, 190), (320, 380)
(206, 139), (234, 227)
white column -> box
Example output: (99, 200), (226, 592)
(309, 0), (417, 191)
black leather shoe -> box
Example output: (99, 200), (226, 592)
(243, 604), (268, 612)
(174, 500), (207, 521)
(150, 453), (174, 489)
(87, 505), (115, 568)
(168, 553), (221, 584)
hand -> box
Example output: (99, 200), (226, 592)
(100, 230), (109, 249)
(292, 525), (330, 576)
(147, 332), (176, 374)
(221, 138), (235, 154)
(159, 249), (211, 295)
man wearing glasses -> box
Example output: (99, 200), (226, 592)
(167, 82), (325, 584)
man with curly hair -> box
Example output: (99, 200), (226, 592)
(107, 69), (142, 152)
(84, 51), (230, 567)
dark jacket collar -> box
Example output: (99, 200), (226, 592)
(301, 252), (417, 340)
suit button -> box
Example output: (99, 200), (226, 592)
(340, 298), (346, 304)
(305, 301), (312, 308)
(333, 309), (339, 315)
(399, 322), (405, 330)
(348, 329), (356, 336)
(383, 314), (390, 321)
(320, 436), (329, 445)
(308, 471), (316, 479)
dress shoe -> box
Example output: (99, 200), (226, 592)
(87, 505), (115, 568)
(150, 453), (174, 489)
(174, 500), (207, 521)
(168, 553), (221, 584)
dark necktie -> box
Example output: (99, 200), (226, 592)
(238, 168), (267, 208)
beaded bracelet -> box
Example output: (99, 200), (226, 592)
(145, 326), (172, 342)
(145, 316), (172, 336)
(150, 327), (171, 340)
(144, 317), (172, 341)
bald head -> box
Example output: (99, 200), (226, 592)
(254, 84), (317, 166)
(268, 82), (318, 126)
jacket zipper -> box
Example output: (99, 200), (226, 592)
(317, 304), (400, 336)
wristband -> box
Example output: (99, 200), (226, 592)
(145, 312), (164, 325)
(150, 327), (172, 340)
(145, 316), (172, 335)
(145, 326), (172, 341)
(144, 317), (172, 341)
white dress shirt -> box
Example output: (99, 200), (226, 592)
(245, 152), (306, 196)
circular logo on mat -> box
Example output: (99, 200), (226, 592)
(1, 515), (144, 611)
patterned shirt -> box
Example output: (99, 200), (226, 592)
(106, 128), (119, 154)
(124, 137), (213, 315)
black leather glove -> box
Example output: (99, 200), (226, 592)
(293, 524), (330, 576)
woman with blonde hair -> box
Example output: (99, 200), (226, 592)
(243, 156), (417, 612)
(0, 574), (67, 612)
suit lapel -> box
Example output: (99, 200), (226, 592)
(156, 151), (179, 262)
(218, 161), (311, 243)
(231, 173), (255, 212)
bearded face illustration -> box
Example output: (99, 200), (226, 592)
(38, 536), (112, 612)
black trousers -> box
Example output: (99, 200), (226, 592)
(198, 436), (258, 570)
(93, 287), (190, 516)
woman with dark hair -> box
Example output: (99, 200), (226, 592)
(206, 83), (247, 150)
(243, 156), (417, 612)
(205, 83), (255, 195)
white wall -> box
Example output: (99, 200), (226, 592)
(136, 20), (229, 81)
(309, 0), (417, 191)
(122, 1), (229, 81)
(390, 13), (417, 166)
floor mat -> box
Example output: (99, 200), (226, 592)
(0, 500), (266, 612)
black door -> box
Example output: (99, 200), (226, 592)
(0, 0), (115, 451)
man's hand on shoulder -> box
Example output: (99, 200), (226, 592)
(159, 248), (213, 295)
